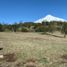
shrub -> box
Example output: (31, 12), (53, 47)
(21, 27), (29, 32)
(35, 26), (48, 32)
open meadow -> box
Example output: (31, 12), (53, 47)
(0, 32), (67, 67)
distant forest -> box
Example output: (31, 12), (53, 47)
(0, 21), (67, 37)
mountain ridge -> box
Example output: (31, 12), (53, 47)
(35, 15), (66, 23)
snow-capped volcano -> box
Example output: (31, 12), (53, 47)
(35, 15), (66, 23)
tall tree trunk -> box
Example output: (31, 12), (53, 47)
(64, 33), (66, 38)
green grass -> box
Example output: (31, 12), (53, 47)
(0, 32), (67, 67)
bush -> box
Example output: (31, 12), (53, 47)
(35, 26), (48, 32)
(61, 23), (67, 37)
(21, 27), (29, 32)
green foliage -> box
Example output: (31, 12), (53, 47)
(42, 21), (49, 26)
(35, 26), (48, 32)
(0, 23), (4, 32)
(23, 22), (35, 28)
(0, 21), (67, 38)
(21, 27), (29, 32)
(34, 23), (42, 29)
(62, 23), (67, 34)
(61, 22), (67, 37)
(39, 58), (49, 64)
(48, 22), (56, 33)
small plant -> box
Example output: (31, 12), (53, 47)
(38, 57), (49, 64)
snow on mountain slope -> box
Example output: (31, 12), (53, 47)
(35, 15), (66, 23)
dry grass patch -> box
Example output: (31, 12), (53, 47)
(24, 62), (36, 67)
(0, 32), (67, 67)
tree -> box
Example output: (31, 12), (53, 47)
(42, 21), (49, 26)
(48, 22), (55, 33)
(23, 22), (34, 28)
(0, 23), (3, 32)
(35, 26), (48, 32)
(21, 27), (29, 32)
(11, 23), (19, 32)
(61, 22), (67, 38)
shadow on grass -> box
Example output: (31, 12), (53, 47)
(41, 32), (64, 38)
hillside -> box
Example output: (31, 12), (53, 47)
(0, 32), (67, 67)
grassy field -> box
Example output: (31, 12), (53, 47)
(0, 32), (67, 67)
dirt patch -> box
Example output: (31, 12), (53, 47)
(4, 53), (17, 62)
(24, 58), (37, 67)
(60, 54), (67, 63)
(24, 62), (36, 67)
(26, 58), (37, 63)
(61, 54), (67, 60)
(0, 48), (3, 50)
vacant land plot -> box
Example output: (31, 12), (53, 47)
(0, 32), (67, 67)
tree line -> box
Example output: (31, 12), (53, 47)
(0, 21), (67, 37)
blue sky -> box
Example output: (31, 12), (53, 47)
(0, 0), (67, 24)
